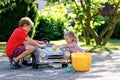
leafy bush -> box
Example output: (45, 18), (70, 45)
(0, 0), (38, 41)
(111, 21), (120, 39)
(33, 5), (68, 40)
(94, 16), (120, 39)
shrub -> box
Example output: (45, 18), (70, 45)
(0, 0), (38, 41)
(111, 21), (120, 39)
(33, 5), (68, 40)
(94, 16), (120, 39)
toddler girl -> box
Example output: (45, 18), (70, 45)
(54, 30), (84, 59)
(56, 30), (84, 53)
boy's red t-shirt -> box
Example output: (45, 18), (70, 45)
(6, 27), (28, 57)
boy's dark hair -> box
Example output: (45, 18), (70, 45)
(19, 17), (34, 27)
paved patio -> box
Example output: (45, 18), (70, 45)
(0, 50), (120, 80)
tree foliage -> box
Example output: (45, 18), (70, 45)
(32, 3), (68, 40)
(47, 0), (120, 45)
(0, 0), (38, 41)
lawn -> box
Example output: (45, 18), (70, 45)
(0, 42), (6, 56)
(0, 39), (120, 56)
(51, 39), (120, 52)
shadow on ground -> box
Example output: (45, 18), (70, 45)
(0, 51), (120, 80)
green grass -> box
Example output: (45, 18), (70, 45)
(51, 39), (120, 52)
(51, 39), (66, 44)
(0, 39), (120, 56)
(86, 39), (120, 52)
(0, 42), (6, 56)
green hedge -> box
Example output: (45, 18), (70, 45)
(33, 6), (68, 40)
(112, 21), (120, 39)
(95, 16), (120, 39)
(0, 0), (38, 41)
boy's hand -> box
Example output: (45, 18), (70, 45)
(38, 44), (46, 49)
(38, 41), (44, 44)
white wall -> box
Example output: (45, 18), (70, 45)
(35, 0), (47, 10)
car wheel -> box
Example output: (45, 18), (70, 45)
(32, 54), (39, 69)
(32, 63), (39, 69)
(22, 59), (28, 65)
(62, 63), (68, 68)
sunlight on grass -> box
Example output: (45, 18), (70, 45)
(51, 39), (120, 52)
(0, 39), (120, 56)
(0, 42), (6, 56)
(51, 39), (65, 44)
(83, 39), (120, 52)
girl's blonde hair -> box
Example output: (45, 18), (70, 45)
(64, 30), (79, 43)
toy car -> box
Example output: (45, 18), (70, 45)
(32, 43), (70, 68)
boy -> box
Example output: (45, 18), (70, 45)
(6, 17), (45, 69)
